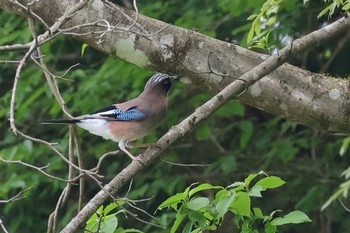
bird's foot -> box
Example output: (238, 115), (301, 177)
(131, 154), (143, 161)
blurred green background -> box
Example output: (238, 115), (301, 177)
(1, 0), (350, 232)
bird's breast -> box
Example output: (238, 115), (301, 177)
(108, 117), (162, 142)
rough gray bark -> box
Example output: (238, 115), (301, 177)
(1, 0), (349, 133)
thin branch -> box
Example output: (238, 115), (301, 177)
(161, 159), (211, 167)
(33, 45), (74, 119)
(90, 150), (121, 173)
(0, 218), (9, 233)
(0, 187), (30, 204)
(74, 126), (85, 212)
(0, 158), (70, 182)
(338, 199), (350, 213)
(126, 0), (139, 30)
(61, 125), (75, 206)
(0, 60), (22, 64)
(320, 30), (350, 73)
(0, 42), (33, 51)
(48, 187), (69, 233)
(9, 0), (51, 30)
(119, 205), (165, 229)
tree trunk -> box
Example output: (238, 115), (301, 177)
(1, 0), (349, 133)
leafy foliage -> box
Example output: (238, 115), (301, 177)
(317, 0), (350, 18)
(157, 172), (310, 232)
(85, 202), (143, 233)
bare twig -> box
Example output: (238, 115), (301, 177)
(74, 126), (85, 212)
(48, 187), (69, 233)
(0, 42), (33, 51)
(320, 30), (350, 73)
(61, 125), (75, 206)
(90, 150), (120, 173)
(161, 159), (211, 167)
(0, 60), (22, 64)
(339, 199), (350, 213)
(0, 158), (70, 182)
(0, 218), (9, 233)
(119, 205), (165, 229)
(0, 187), (31, 204)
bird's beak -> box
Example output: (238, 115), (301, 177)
(170, 75), (179, 81)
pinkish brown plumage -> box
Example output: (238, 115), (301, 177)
(40, 73), (173, 160)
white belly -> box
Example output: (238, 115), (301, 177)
(76, 119), (118, 141)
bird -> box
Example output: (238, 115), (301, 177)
(40, 73), (173, 161)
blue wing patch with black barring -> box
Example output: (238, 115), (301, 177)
(100, 107), (146, 121)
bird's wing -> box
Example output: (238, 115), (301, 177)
(86, 105), (146, 121)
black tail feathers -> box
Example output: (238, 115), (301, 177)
(39, 119), (81, 124)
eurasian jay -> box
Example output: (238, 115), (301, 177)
(41, 73), (173, 160)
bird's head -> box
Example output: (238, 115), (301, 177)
(144, 73), (174, 94)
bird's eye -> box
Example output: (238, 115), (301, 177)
(163, 79), (170, 85)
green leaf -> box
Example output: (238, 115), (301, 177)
(81, 43), (88, 57)
(340, 137), (350, 156)
(104, 202), (118, 215)
(264, 223), (277, 233)
(253, 207), (264, 218)
(158, 193), (187, 210)
(227, 181), (245, 191)
(85, 213), (99, 232)
(186, 197), (210, 211)
(216, 100), (245, 117)
(100, 215), (118, 233)
(182, 221), (193, 233)
(247, 24), (255, 44)
(248, 185), (262, 197)
(184, 183), (199, 197)
(253, 176), (286, 191)
(270, 210), (312, 226)
(247, 13), (258, 20)
(96, 205), (104, 215)
(216, 192), (236, 217)
(244, 171), (265, 188)
(189, 183), (223, 197)
(230, 192), (251, 217)
(170, 212), (186, 233)
(195, 122), (211, 141)
(317, 4), (333, 18)
(188, 211), (207, 229)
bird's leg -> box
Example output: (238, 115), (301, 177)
(126, 141), (161, 149)
(118, 140), (142, 161)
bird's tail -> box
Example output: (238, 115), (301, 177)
(39, 119), (81, 124)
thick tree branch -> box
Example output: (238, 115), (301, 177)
(59, 14), (348, 233)
(1, 0), (349, 133)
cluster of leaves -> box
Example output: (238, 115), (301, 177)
(85, 201), (142, 233)
(85, 173), (311, 233)
(157, 172), (310, 233)
(316, 0), (350, 18)
(246, 0), (281, 51)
